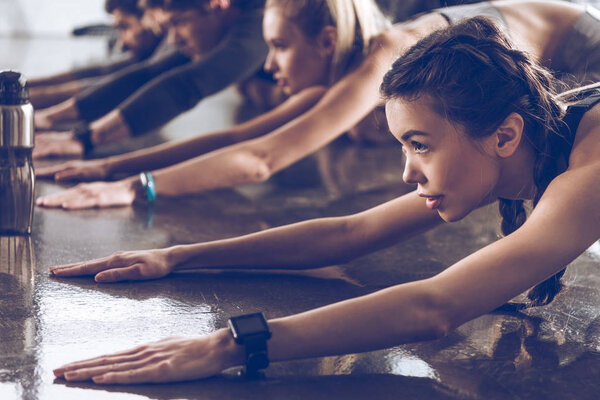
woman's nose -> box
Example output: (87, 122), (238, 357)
(167, 27), (179, 46)
(402, 155), (425, 185)
(264, 52), (276, 73)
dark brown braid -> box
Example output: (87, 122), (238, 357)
(380, 17), (574, 307)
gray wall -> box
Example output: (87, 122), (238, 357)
(0, 0), (108, 37)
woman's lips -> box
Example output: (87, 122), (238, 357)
(425, 196), (443, 210)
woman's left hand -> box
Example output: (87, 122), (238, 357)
(49, 249), (174, 283)
(36, 180), (136, 209)
(53, 330), (242, 384)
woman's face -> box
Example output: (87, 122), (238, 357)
(263, 7), (333, 95)
(386, 97), (501, 222)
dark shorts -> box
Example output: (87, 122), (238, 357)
(435, 1), (508, 33)
(552, 6), (600, 88)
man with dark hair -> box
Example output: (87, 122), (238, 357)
(106, 0), (162, 56)
(29, 0), (165, 109)
(105, 0), (142, 15)
(34, 0), (268, 158)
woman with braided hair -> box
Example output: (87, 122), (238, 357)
(52, 17), (599, 384)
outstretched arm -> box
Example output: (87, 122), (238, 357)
(28, 53), (139, 88)
(53, 158), (599, 384)
(33, 109), (132, 159)
(29, 79), (91, 110)
(36, 86), (326, 182)
(49, 191), (442, 281)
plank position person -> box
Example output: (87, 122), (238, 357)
(28, 0), (167, 109)
(51, 16), (600, 384)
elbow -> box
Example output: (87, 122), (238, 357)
(413, 308), (452, 342)
(422, 287), (456, 340)
(251, 159), (272, 183)
(426, 314), (453, 340)
(236, 150), (273, 183)
(393, 283), (455, 342)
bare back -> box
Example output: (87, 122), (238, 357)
(494, 0), (583, 65)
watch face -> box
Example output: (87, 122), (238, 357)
(231, 313), (270, 337)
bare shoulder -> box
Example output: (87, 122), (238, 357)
(365, 13), (448, 77)
(378, 13), (448, 48)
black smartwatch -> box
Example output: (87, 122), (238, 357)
(228, 312), (272, 376)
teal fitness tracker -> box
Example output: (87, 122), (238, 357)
(228, 312), (272, 376)
(139, 171), (156, 203)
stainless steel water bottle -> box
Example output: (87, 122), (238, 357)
(0, 70), (35, 235)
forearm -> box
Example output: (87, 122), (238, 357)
(29, 81), (86, 109)
(29, 55), (136, 88)
(106, 130), (248, 176)
(89, 109), (133, 148)
(267, 279), (446, 362)
(28, 71), (78, 87)
(150, 138), (274, 196)
(166, 192), (441, 271)
(167, 216), (361, 271)
(39, 98), (81, 124)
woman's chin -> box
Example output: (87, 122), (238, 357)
(437, 208), (470, 223)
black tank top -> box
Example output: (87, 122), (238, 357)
(562, 88), (600, 142)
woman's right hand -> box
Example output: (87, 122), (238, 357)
(36, 159), (112, 182)
(49, 248), (174, 282)
(36, 180), (136, 210)
(53, 329), (243, 384)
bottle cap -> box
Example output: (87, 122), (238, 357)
(0, 70), (30, 105)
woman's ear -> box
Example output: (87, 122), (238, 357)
(317, 26), (337, 57)
(494, 112), (524, 158)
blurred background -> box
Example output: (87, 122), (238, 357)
(0, 0), (598, 37)
(0, 0), (108, 37)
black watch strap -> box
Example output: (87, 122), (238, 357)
(228, 312), (271, 377)
(244, 334), (270, 374)
(72, 123), (94, 156)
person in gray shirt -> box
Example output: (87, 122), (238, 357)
(28, 0), (166, 109)
(34, 0), (268, 158)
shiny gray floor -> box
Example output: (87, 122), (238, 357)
(2, 36), (600, 400)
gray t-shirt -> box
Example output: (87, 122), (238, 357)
(76, 0), (267, 137)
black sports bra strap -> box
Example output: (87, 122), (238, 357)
(562, 88), (600, 140)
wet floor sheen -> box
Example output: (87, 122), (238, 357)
(1, 36), (600, 400)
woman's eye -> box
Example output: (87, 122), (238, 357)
(411, 141), (428, 153)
